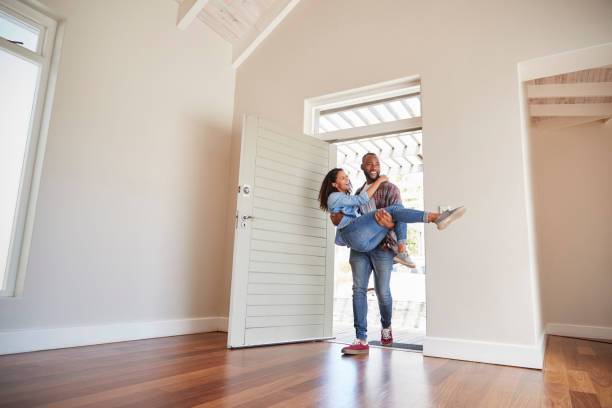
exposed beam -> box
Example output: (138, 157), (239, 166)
(529, 103), (612, 117)
(400, 99), (416, 117)
(368, 106), (387, 123)
(337, 111), (356, 127)
(353, 109), (372, 126)
(527, 83), (612, 98)
(319, 117), (422, 142)
(384, 102), (402, 120)
(232, 0), (301, 69)
(177, 0), (210, 31)
(532, 116), (611, 133)
(518, 42), (612, 82)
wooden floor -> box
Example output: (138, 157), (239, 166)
(333, 322), (425, 347)
(0, 333), (610, 407)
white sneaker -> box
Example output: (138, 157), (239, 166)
(435, 206), (467, 230)
(394, 252), (416, 268)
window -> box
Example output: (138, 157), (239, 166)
(0, 9), (41, 52)
(0, 0), (60, 297)
(304, 76), (422, 140)
(318, 93), (421, 134)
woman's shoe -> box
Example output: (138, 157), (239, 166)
(341, 339), (369, 355)
(435, 206), (467, 230)
(393, 252), (416, 268)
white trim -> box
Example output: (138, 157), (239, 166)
(13, 19), (64, 298)
(532, 116), (610, 132)
(547, 323), (612, 341)
(319, 117), (422, 142)
(423, 334), (546, 369)
(323, 143), (337, 339)
(304, 76), (421, 135)
(517, 74), (543, 349)
(518, 42), (612, 81)
(231, 336), (334, 349)
(232, 0), (301, 69)
(0, 0), (61, 297)
(0, 317), (229, 355)
(176, 0), (210, 31)
(0, 36), (44, 63)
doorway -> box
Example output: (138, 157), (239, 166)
(331, 131), (427, 350)
(304, 77), (427, 351)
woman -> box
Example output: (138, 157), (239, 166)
(318, 168), (466, 254)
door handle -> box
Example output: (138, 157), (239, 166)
(241, 215), (254, 221)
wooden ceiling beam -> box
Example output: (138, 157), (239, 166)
(177, 0), (210, 31)
(527, 82), (612, 98)
(529, 103), (612, 117)
(532, 116), (611, 132)
(232, 0), (301, 68)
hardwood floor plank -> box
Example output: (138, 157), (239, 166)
(570, 390), (603, 408)
(542, 382), (572, 408)
(578, 346), (597, 356)
(0, 333), (610, 407)
(477, 367), (524, 407)
(568, 369), (598, 393)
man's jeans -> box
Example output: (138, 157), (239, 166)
(349, 247), (394, 341)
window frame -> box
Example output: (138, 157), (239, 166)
(0, 0), (62, 297)
(303, 76), (423, 142)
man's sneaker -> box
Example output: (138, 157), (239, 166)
(394, 252), (416, 268)
(435, 206), (467, 230)
(341, 340), (369, 355)
(381, 328), (393, 347)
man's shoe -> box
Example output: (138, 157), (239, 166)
(381, 328), (393, 347)
(394, 252), (416, 268)
(341, 340), (369, 355)
(435, 206), (467, 230)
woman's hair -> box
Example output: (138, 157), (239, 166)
(318, 168), (344, 212)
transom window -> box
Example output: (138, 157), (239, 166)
(318, 93), (421, 134)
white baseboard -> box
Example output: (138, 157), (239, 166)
(423, 333), (546, 369)
(547, 323), (612, 340)
(0, 316), (229, 355)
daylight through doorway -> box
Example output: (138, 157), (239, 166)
(332, 131), (426, 349)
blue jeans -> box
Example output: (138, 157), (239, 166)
(339, 204), (427, 253)
(350, 247), (394, 341)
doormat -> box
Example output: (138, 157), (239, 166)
(369, 341), (423, 351)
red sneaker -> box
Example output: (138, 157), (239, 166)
(381, 328), (393, 346)
(341, 340), (369, 355)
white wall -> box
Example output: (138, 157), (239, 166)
(532, 121), (612, 333)
(223, 0), (612, 363)
(0, 0), (234, 337)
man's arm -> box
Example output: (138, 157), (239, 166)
(382, 182), (402, 207)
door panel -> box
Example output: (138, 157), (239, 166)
(227, 116), (336, 348)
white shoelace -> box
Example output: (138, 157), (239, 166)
(382, 329), (392, 340)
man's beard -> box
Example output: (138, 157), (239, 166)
(365, 172), (379, 183)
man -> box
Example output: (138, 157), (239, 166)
(331, 152), (403, 354)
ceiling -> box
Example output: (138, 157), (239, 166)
(181, 0), (276, 44)
(525, 66), (612, 131)
(175, 0), (297, 68)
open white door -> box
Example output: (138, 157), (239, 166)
(227, 115), (336, 348)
